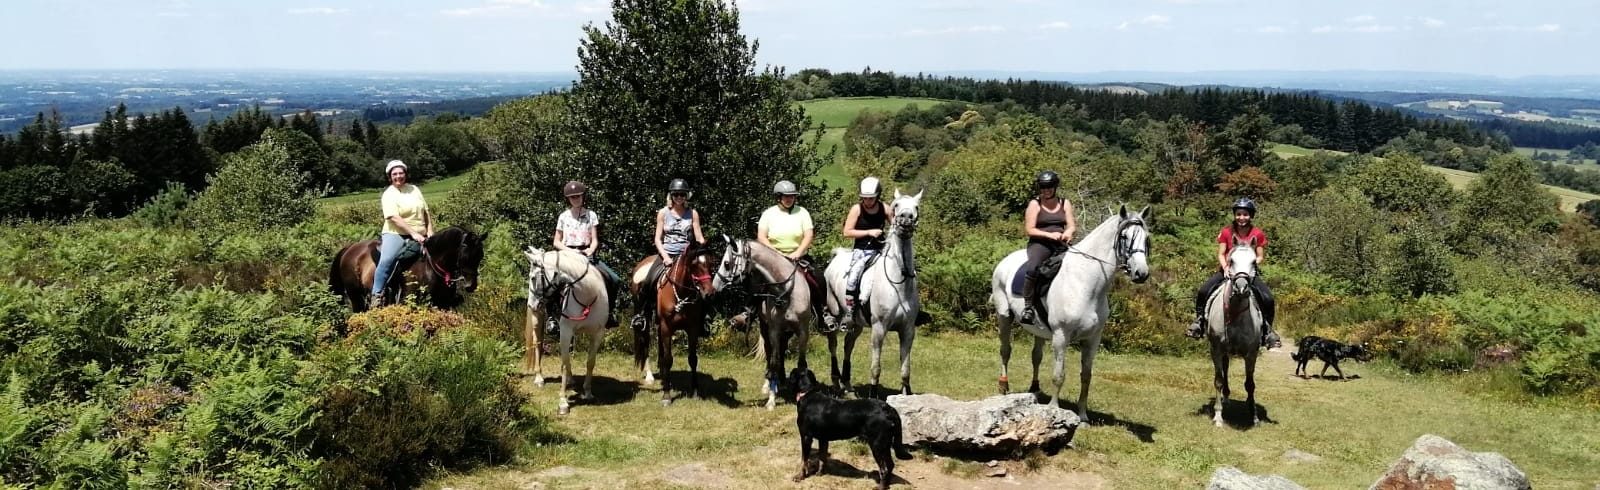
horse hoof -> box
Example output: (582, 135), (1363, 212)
(766, 399), (776, 411)
(532, 377), (545, 387)
(661, 398), (673, 407)
(558, 405), (571, 415)
(998, 379), (1010, 395)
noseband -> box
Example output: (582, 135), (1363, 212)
(422, 232), (473, 288)
(1115, 218), (1149, 274)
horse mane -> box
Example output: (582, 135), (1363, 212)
(537, 249), (593, 278)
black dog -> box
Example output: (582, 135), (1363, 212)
(1292, 335), (1374, 380)
(789, 367), (912, 490)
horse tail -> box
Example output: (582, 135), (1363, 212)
(751, 329), (767, 360)
(328, 245), (345, 297)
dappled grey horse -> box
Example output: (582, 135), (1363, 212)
(713, 236), (815, 410)
(990, 204), (1151, 422)
(823, 189), (923, 399)
(522, 247), (613, 416)
(1206, 235), (1264, 427)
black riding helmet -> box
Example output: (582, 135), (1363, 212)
(1232, 197), (1257, 217)
(668, 178), (691, 193)
(1036, 170), (1061, 190)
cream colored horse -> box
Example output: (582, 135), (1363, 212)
(522, 247), (611, 416)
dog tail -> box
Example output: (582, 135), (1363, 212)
(892, 412), (913, 460)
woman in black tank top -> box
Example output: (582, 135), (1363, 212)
(1019, 170), (1076, 323)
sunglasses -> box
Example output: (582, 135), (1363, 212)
(670, 193), (687, 198)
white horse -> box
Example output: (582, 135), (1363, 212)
(1207, 235), (1263, 427)
(522, 247), (611, 416)
(713, 236), (814, 410)
(990, 204), (1151, 421)
(823, 189), (923, 399)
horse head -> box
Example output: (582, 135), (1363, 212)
(713, 235), (750, 292)
(1227, 235), (1258, 297)
(524, 246), (559, 311)
(426, 227), (485, 293)
(669, 240), (718, 299)
(1117, 204), (1152, 283)
(890, 188), (923, 237)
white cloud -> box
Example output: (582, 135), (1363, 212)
(1347, 14), (1376, 24)
(902, 25), (1006, 37)
(1117, 14), (1171, 30)
(1352, 24), (1399, 33)
(1311, 25), (1333, 34)
(1256, 26), (1286, 34)
(440, 0), (556, 18)
(1038, 21), (1071, 30)
(287, 7), (348, 15)
(1535, 23), (1561, 32)
(1469, 23), (1562, 33)
(1421, 17), (1445, 28)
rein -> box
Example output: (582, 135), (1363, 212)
(663, 247), (715, 313)
(420, 230), (470, 287)
(536, 252), (595, 321)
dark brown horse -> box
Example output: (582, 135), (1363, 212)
(328, 226), (485, 312)
(629, 241), (718, 406)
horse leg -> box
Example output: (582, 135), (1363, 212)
(1212, 351), (1229, 427)
(524, 307), (544, 386)
(583, 327), (601, 401)
(842, 328), (863, 397)
(997, 315), (1013, 395)
(658, 320), (675, 407)
(826, 332), (843, 392)
(897, 323), (915, 396)
(1244, 352), (1259, 426)
(635, 319), (655, 385)
(1076, 339), (1099, 424)
(868, 324), (887, 399)
(1029, 335), (1044, 394)
(558, 326), (574, 415)
(688, 323), (702, 401)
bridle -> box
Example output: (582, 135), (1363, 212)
(718, 239), (801, 309)
(1115, 217), (1150, 274)
(530, 251), (595, 321)
(664, 246), (716, 312)
(882, 199), (919, 286)
(421, 231), (473, 288)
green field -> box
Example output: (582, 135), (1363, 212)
(1424, 165), (1597, 212)
(319, 172), (473, 205)
(798, 96), (954, 130)
(429, 334), (1600, 489)
(1515, 146), (1598, 167)
(1270, 143), (1346, 158)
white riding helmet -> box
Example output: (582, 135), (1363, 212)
(859, 177), (881, 198)
(384, 159), (407, 174)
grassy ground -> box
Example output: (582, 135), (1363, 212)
(319, 172), (472, 205)
(1515, 146), (1599, 167)
(424, 333), (1600, 489)
(1269, 143), (1345, 159)
(1272, 143), (1597, 212)
(798, 97), (953, 130)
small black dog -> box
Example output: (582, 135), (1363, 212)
(789, 367), (912, 490)
(1292, 335), (1374, 380)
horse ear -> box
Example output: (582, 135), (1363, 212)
(894, 188), (904, 199)
(1118, 203), (1129, 220)
(1139, 204), (1152, 220)
(912, 189), (924, 201)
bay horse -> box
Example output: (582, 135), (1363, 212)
(712, 236), (814, 410)
(990, 204), (1150, 421)
(522, 247), (611, 415)
(821, 189), (923, 399)
(1206, 235), (1264, 427)
(328, 226), (484, 312)
(629, 240), (718, 406)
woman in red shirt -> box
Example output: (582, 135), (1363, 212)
(1184, 197), (1280, 348)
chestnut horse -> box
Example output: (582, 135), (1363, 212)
(629, 241), (718, 406)
(328, 226), (484, 312)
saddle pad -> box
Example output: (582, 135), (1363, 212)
(1011, 267), (1027, 295)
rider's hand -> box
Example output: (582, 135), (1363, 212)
(663, 256), (676, 267)
(410, 232), (426, 243)
(871, 229), (884, 238)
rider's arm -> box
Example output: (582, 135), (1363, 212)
(1254, 241), (1266, 266)
(792, 211), (815, 259)
(691, 209), (706, 245)
(841, 204), (870, 239)
(586, 223), (600, 257)
(756, 213), (773, 249)
(1062, 199), (1077, 243)
(552, 228), (568, 252)
(1216, 242), (1229, 272)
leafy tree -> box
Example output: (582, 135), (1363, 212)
(1208, 107), (1271, 172)
(1454, 154), (1562, 253)
(543, 0), (828, 259)
(260, 128), (337, 195)
(1216, 166), (1277, 201)
(185, 140), (316, 232)
(1380, 222), (1456, 297)
(1579, 199), (1600, 227)
(480, 95), (567, 161)
(1345, 153), (1456, 214)
(1278, 186), (1387, 291)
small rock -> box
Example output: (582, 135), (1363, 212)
(536, 466), (577, 479)
(887, 393), (1080, 454)
(1208, 466), (1307, 490)
(986, 460), (1001, 467)
(1282, 449), (1323, 463)
(1369, 434), (1530, 490)
(985, 465), (1008, 478)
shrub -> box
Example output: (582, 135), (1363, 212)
(186, 140), (317, 233)
(129, 182), (192, 228)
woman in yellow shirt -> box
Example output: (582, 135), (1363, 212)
(372, 159), (431, 306)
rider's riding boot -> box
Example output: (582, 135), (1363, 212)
(1185, 315), (1206, 339)
(369, 293), (385, 309)
(604, 281), (620, 329)
(729, 306), (753, 332)
(1262, 323), (1282, 349)
(1018, 274), (1041, 324)
(545, 316), (560, 336)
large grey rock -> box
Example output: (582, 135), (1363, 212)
(1369, 435), (1530, 490)
(1207, 466), (1307, 490)
(885, 393), (1078, 454)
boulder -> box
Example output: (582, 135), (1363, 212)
(1207, 466), (1307, 490)
(1370, 435), (1530, 490)
(886, 393), (1078, 454)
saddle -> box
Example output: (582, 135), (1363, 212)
(367, 239), (425, 288)
(1010, 250), (1065, 295)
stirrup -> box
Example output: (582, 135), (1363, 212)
(1184, 318), (1205, 339)
(544, 318), (559, 335)
(1019, 307), (1037, 324)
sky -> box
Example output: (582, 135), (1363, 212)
(3, 0), (1594, 77)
